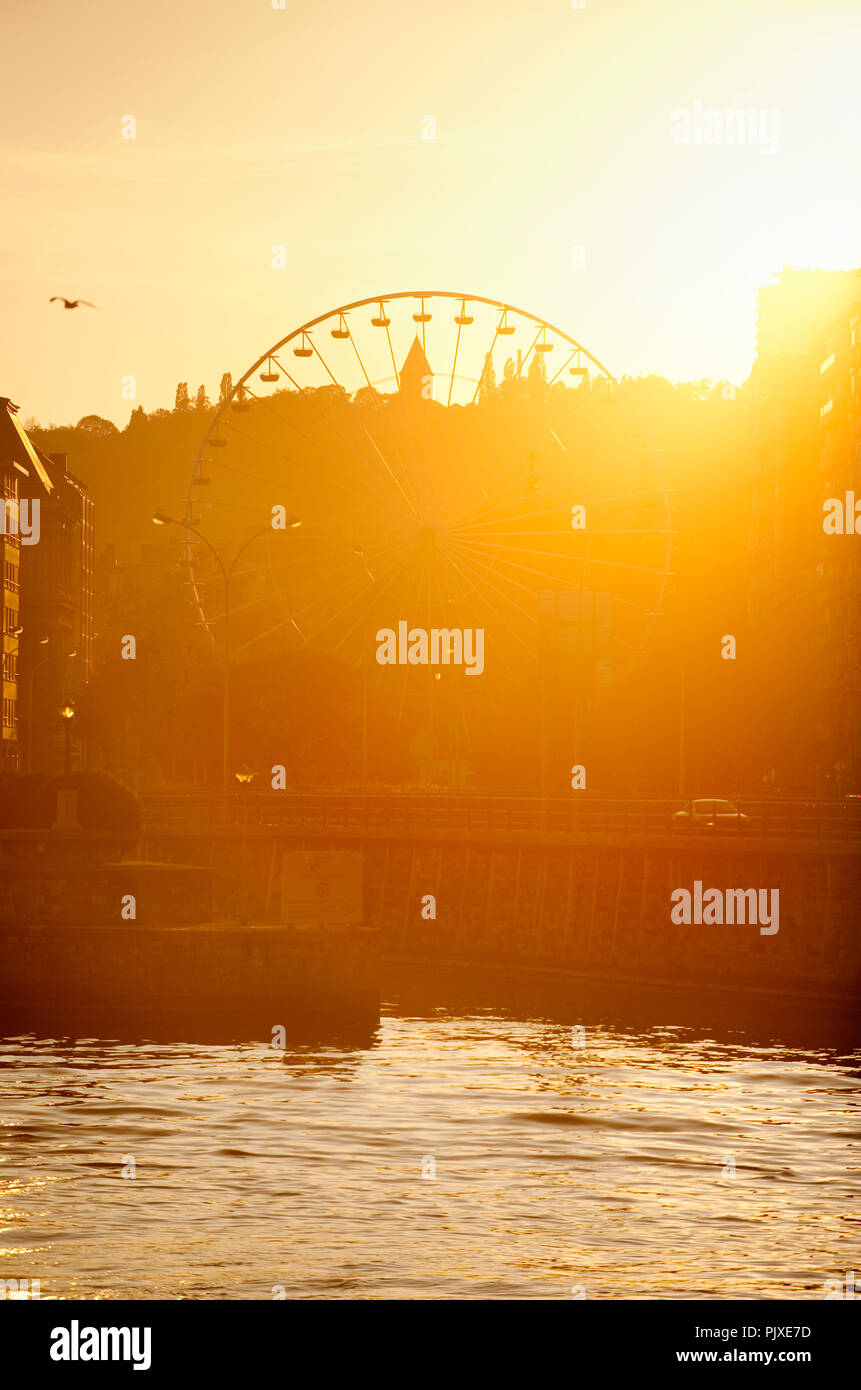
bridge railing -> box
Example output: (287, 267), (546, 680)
(138, 791), (861, 843)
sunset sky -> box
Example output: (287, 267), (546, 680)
(2, 0), (860, 425)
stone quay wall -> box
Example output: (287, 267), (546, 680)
(138, 827), (861, 1003)
(0, 862), (212, 926)
(0, 921), (379, 1031)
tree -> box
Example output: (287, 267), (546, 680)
(126, 404), (146, 431)
(219, 372), (233, 404)
(76, 414), (119, 436)
(174, 382), (191, 412)
(477, 352), (497, 404)
(527, 350), (547, 397)
(194, 384), (210, 411)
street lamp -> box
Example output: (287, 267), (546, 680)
(59, 698), (76, 780)
(52, 698), (80, 830)
(152, 510), (301, 792)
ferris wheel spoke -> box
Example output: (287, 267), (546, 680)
(447, 538), (574, 595)
(264, 538), (408, 585)
(214, 415), (298, 466)
(439, 542), (535, 663)
(445, 417), (569, 532)
(588, 488), (670, 507)
(231, 611), (309, 659)
(305, 335), (341, 388)
(449, 537), (583, 566)
(357, 347), (431, 516)
(387, 394), (432, 520)
(607, 592), (665, 614)
(354, 369), (431, 520)
(445, 536), (546, 612)
(354, 415), (421, 517)
(578, 555), (672, 576)
(277, 573), (381, 646)
(188, 291), (671, 721)
(278, 542), (411, 633)
(446, 301), (470, 407)
(450, 500), (576, 536)
(306, 406), (416, 520)
(469, 311), (505, 405)
(381, 316), (400, 390)
(196, 433), (286, 489)
(327, 553), (423, 671)
(323, 368), (422, 518)
(326, 435), (416, 522)
(516, 325), (544, 378)
(454, 526), (598, 540)
(546, 348), (580, 387)
(299, 544), (415, 651)
(241, 371), (410, 521)
(267, 354), (304, 391)
(453, 530), (670, 575)
(423, 546), (512, 705)
(416, 295), (430, 359)
(344, 325), (374, 391)
(271, 529), (411, 592)
(207, 591), (279, 625)
(443, 537), (542, 622)
(393, 567), (430, 726)
(203, 412), (378, 510)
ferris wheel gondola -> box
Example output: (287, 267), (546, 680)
(181, 291), (673, 781)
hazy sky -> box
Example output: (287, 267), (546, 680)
(2, 0), (860, 425)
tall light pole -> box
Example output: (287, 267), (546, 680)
(153, 510), (300, 792)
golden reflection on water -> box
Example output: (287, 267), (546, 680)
(0, 991), (858, 1300)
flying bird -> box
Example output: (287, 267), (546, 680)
(50, 297), (97, 310)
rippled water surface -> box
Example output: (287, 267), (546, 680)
(1, 972), (858, 1299)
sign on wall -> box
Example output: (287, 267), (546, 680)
(281, 851), (364, 925)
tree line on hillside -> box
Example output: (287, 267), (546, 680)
(22, 370), (828, 797)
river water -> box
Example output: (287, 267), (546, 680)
(1, 967), (858, 1300)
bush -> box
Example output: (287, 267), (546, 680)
(0, 773), (141, 833)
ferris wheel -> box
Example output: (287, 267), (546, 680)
(183, 291), (673, 781)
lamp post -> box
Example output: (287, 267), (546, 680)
(52, 698), (80, 830)
(59, 698), (76, 779)
(152, 510), (300, 792)
(10, 631), (77, 773)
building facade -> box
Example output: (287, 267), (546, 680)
(747, 268), (861, 794)
(0, 400), (94, 776)
(1, 400), (54, 773)
(814, 294), (861, 791)
(20, 451), (95, 774)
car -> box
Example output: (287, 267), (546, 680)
(672, 798), (750, 832)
